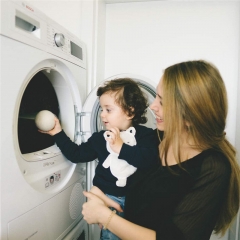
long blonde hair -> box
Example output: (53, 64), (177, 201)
(160, 60), (240, 235)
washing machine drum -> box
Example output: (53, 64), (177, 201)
(18, 71), (59, 154)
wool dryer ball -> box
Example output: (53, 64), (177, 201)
(35, 110), (55, 131)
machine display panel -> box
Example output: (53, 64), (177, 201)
(70, 41), (83, 60)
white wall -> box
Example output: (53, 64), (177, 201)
(80, 0), (106, 91)
(105, 1), (240, 147)
(229, 3), (240, 239)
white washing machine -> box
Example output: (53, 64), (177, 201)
(1, 1), (89, 239)
(0, 1), (157, 240)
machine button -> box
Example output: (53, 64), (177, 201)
(54, 33), (65, 47)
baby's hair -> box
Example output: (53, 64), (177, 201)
(97, 78), (148, 125)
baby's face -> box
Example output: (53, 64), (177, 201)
(99, 92), (132, 131)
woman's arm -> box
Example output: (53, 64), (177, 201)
(170, 153), (231, 240)
(82, 191), (156, 240)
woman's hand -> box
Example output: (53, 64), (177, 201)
(88, 186), (123, 229)
(89, 186), (123, 212)
(38, 117), (62, 136)
(105, 127), (123, 154)
(82, 190), (156, 240)
(83, 189), (156, 240)
(82, 191), (111, 224)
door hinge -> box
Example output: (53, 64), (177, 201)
(74, 106), (91, 142)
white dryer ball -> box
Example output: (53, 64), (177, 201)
(35, 110), (55, 131)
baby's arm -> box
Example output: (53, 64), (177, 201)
(39, 117), (98, 163)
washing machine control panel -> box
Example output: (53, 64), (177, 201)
(47, 25), (83, 62)
(54, 33), (65, 47)
(47, 25), (69, 52)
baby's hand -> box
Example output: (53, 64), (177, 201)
(38, 117), (62, 136)
(105, 127), (123, 154)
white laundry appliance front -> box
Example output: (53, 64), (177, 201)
(1, 1), (89, 239)
(1, 1), (158, 240)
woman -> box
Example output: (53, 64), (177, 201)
(82, 60), (240, 240)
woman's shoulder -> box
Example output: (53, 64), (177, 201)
(201, 149), (230, 174)
(184, 149), (231, 180)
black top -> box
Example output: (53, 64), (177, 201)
(125, 147), (231, 240)
(53, 125), (160, 196)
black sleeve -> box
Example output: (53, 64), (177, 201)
(118, 128), (160, 170)
(156, 154), (231, 240)
(155, 220), (185, 240)
(53, 130), (98, 163)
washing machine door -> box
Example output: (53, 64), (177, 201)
(80, 74), (157, 143)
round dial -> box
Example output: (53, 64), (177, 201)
(54, 33), (65, 47)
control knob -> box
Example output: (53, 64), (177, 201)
(54, 33), (65, 47)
